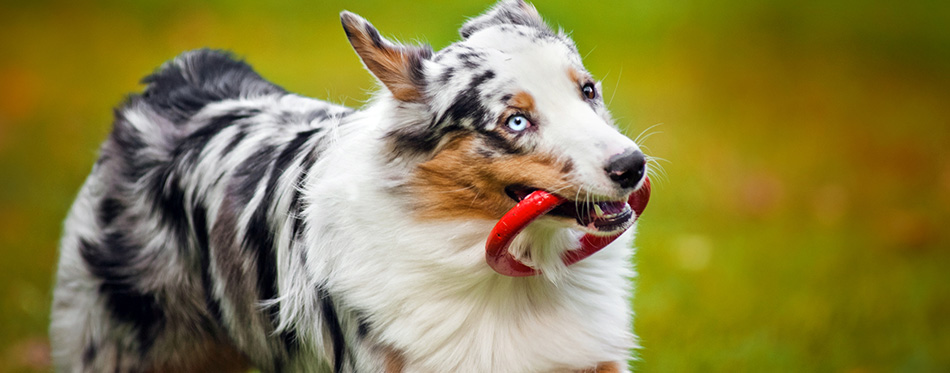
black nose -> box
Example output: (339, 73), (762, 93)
(605, 149), (646, 189)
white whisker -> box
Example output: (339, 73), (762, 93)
(633, 123), (664, 145)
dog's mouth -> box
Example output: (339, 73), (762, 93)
(504, 185), (634, 234)
(488, 179), (651, 276)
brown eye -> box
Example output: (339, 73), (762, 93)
(582, 83), (596, 100)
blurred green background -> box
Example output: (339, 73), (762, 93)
(1, 0), (948, 371)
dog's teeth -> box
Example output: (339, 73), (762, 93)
(593, 204), (604, 217)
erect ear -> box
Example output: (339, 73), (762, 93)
(460, 0), (549, 39)
(341, 11), (433, 103)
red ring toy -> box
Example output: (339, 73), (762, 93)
(485, 177), (651, 277)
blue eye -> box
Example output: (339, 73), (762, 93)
(506, 114), (530, 132)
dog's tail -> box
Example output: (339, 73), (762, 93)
(104, 49), (286, 160)
(98, 49), (287, 213)
(101, 49), (286, 176)
(139, 48), (285, 124)
(142, 49), (286, 123)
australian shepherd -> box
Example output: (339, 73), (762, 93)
(50, 1), (652, 371)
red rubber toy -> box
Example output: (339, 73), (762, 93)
(485, 178), (651, 277)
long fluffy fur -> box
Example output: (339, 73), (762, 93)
(51, 1), (647, 372)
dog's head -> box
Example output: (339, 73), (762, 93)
(342, 0), (647, 238)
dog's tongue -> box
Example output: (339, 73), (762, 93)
(485, 178), (651, 277)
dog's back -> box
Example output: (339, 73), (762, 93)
(50, 49), (353, 371)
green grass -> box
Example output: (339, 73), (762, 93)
(1, 0), (948, 371)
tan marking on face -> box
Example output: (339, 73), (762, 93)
(560, 159), (575, 174)
(408, 134), (577, 221)
(568, 67), (587, 85)
(508, 91), (536, 113)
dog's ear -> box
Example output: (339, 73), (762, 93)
(341, 11), (433, 103)
(460, 0), (549, 39)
